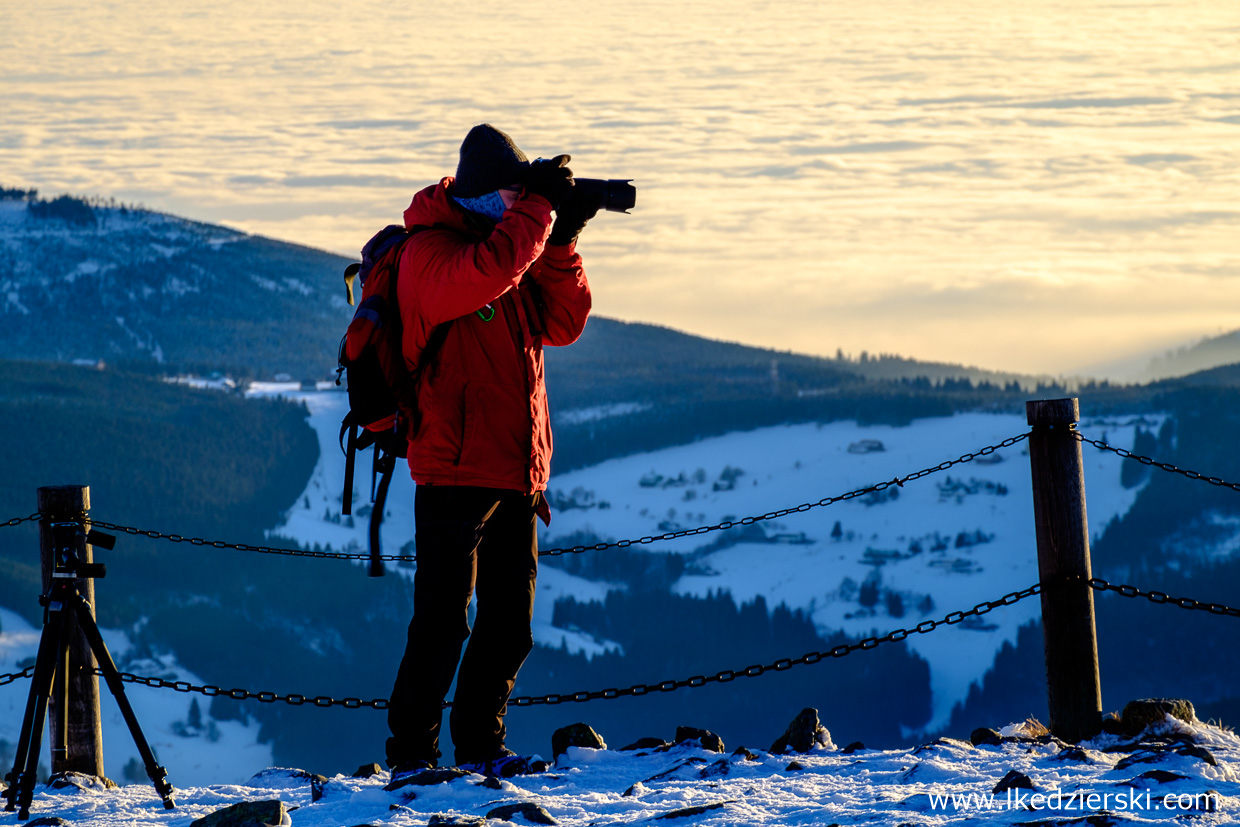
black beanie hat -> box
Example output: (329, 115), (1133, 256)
(454, 124), (530, 198)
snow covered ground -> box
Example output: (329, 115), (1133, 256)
(8, 714), (1240, 826)
(260, 390), (1159, 734)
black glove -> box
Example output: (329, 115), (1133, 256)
(524, 154), (574, 210)
(548, 187), (601, 246)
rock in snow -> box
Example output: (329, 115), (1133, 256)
(551, 722), (606, 760)
(190, 799), (290, 827)
(486, 801), (558, 824)
(769, 707), (834, 754)
(1120, 697), (1196, 735)
(674, 725), (724, 753)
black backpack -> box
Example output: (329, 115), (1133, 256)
(337, 225), (449, 576)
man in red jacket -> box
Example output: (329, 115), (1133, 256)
(385, 124), (594, 782)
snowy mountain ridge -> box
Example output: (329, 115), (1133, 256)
(0, 193), (1045, 391)
(0, 196), (353, 379)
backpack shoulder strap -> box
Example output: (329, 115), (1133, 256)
(358, 224), (453, 575)
(391, 224), (456, 423)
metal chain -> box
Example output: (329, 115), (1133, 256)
(0, 513), (43, 529)
(510, 582), (1042, 706)
(1088, 577), (1240, 617)
(78, 433), (1033, 562)
(77, 582), (1042, 710)
(1074, 432), (1240, 493)
(14, 433), (1032, 563)
(32, 578), (1227, 711)
(541, 432), (1031, 556)
(84, 519), (389, 562)
(14, 577), (1234, 711)
(0, 666), (35, 686)
(91, 668), (393, 709)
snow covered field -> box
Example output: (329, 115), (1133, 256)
(542, 411), (1156, 733)
(9, 714), (1240, 826)
(264, 391), (1159, 733)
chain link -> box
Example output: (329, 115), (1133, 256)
(13, 576), (1233, 712)
(1074, 432), (1240, 493)
(74, 582), (1042, 710)
(0, 665), (35, 686)
(90, 668), (394, 710)
(540, 432), (1031, 557)
(0, 513), (43, 529)
(509, 582), (1042, 706)
(1088, 577), (1240, 617)
(77, 433), (1030, 562)
(84, 519), (395, 562)
(17, 577), (1222, 711)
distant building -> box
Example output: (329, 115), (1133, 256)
(847, 439), (885, 454)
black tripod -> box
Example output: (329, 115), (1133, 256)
(3, 522), (175, 820)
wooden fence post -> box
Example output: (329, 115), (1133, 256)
(37, 485), (105, 778)
(1026, 398), (1103, 742)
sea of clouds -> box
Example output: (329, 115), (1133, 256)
(3, 0), (1237, 375)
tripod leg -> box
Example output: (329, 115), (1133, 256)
(4, 632), (49, 811)
(72, 598), (176, 810)
(3, 646), (46, 811)
(52, 640), (69, 767)
(8, 602), (70, 819)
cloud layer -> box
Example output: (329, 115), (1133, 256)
(3, 0), (1237, 376)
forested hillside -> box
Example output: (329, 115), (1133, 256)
(523, 590), (931, 749)
(0, 360), (319, 624)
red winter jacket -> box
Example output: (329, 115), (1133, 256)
(396, 178), (591, 509)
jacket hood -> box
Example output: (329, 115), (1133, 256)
(403, 178), (469, 232)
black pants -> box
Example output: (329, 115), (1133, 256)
(386, 485), (539, 767)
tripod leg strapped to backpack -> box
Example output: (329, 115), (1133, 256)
(339, 414), (403, 578)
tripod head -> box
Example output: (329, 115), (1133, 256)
(49, 521), (114, 582)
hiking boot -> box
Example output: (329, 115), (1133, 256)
(457, 749), (548, 778)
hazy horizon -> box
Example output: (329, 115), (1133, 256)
(4, 0), (1237, 377)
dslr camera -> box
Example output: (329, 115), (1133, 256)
(572, 178), (636, 214)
